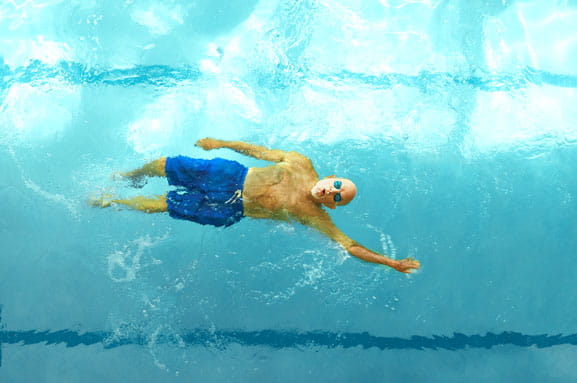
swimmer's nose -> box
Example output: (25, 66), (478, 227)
(328, 185), (343, 194)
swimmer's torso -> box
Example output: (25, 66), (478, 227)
(242, 156), (320, 221)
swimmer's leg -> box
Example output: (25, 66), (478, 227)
(114, 195), (168, 213)
(90, 194), (167, 213)
(114, 157), (167, 188)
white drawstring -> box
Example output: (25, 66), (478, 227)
(225, 189), (242, 204)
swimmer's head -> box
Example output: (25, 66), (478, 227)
(311, 176), (357, 209)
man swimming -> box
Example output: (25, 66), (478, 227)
(92, 138), (420, 273)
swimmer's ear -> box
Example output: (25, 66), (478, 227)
(323, 175), (336, 179)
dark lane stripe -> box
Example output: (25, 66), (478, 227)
(0, 306), (577, 367)
(1, 328), (577, 367)
(1, 306), (576, 368)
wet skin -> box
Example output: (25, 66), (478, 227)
(104, 138), (420, 274)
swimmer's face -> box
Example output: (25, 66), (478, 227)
(311, 177), (357, 209)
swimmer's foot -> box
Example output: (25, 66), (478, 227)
(392, 258), (420, 274)
(112, 171), (147, 189)
(87, 193), (114, 208)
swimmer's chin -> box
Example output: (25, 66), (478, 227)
(310, 189), (323, 200)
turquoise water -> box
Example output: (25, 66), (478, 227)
(1, 0), (577, 381)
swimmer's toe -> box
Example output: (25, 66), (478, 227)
(128, 176), (147, 189)
(111, 172), (147, 189)
(111, 172), (123, 181)
(87, 194), (113, 208)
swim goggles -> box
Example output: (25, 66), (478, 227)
(333, 180), (342, 202)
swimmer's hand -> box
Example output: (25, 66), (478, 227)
(196, 137), (222, 150)
(391, 258), (420, 274)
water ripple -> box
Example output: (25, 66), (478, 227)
(1, 60), (577, 91)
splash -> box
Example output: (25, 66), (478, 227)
(8, 148), (80, 218)
(107, 234), (169, 282)
(22, 176), (80, 219)
(0, 81), (80, 147)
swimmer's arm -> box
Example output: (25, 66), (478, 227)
(306, 213), (420, 274)
(195, 137), (305, 163)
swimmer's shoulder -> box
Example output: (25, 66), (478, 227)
(284, 151), (314, 169)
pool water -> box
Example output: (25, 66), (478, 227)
(1, 0), (577, 381)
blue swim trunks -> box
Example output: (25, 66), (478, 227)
(165, 156), (248, 227)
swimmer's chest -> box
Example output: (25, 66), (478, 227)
(243, 163), (314, 219)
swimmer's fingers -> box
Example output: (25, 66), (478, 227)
(393, 257), (421, 274)
(195, 137), (221, 150)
